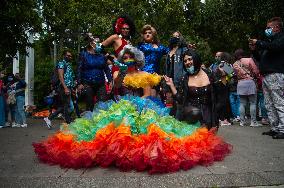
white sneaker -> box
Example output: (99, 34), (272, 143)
(220, 119), (231, 126)
(0, 126), (3, 128)
(250, 121), (262, 127)
(240, 121), (245, 127)
(21, 123), (28, 128)
(12, 123), (21, 128)
(11, 122), (17, 127)
(44, 117), (52, 129)
(233, 116), (240, 122)
(4, 122), (11, 127)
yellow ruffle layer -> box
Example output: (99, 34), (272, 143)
(123, 72), (161, 88)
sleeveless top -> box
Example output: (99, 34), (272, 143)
(115, 38), (128, 55)
(187, 85), (211, 107)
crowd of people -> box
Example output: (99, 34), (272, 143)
(1, 16), (283, 140)
(0, 72), (27, 128)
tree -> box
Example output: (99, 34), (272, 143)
(0, 0), (41, 64)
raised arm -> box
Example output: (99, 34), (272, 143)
(101, 34), (119, 48)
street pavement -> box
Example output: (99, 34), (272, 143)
(0, 118), (283, 188)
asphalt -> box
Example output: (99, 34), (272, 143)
(0, 118), (283, 188)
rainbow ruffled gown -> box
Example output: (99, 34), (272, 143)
(33, 72), (232, 174)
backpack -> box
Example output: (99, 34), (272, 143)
(50, 61), (67, 90)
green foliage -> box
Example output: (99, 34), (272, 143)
(197, 0), (284, 53)
(0, 0), (42, 62)
(2, 0), (284, 108)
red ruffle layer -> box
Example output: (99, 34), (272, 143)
(33, 123), (232, 174)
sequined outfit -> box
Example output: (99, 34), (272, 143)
(175, 73), (218, 128)
(137, 42), (169, 74)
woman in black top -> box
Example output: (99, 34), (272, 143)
(164, 50), (218, 129)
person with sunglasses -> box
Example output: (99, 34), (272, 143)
(101, 15), (135, 57)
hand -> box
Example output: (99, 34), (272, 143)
(188, 43), (197, 49)
(163, 75), (174, 86)
(77, 84), (84, 93)
(106, 82), (112, 94)
(248, 39), (256, 50)
(114, 60), (127, 72)
(248, 38), (257, 45)
(64, 87), (70, 95)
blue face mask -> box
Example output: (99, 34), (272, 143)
(186, 66), (195, 75)
(95, 43), (102, 53)
(265, 28), (274, 37)
(8, 77), (13, 82)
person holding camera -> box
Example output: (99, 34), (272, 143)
(233, 49), (260, 127)
(249, 17), (284, 139)
(214, 52), (234, 126)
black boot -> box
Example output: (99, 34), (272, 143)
(262, 130), (277, 136)
(272, 133), (284, 139)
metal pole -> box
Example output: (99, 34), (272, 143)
(13, 51), (20, 74)
(25, 33), (35, 107)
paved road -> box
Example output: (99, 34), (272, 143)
(0, 118), (283, 188)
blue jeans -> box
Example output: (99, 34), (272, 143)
(229, 92), (240, 118)
(15, 96), (26, 124)
(0, 95), (5, 126)
(239, 94), (257, 122)
(6, 104), (16, 122)
(258, 92), (267, 118)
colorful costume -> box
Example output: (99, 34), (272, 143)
(33, 71), (232, 174)
(137, 42), (169, 74)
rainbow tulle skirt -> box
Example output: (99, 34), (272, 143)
(33, 96), (232, 174)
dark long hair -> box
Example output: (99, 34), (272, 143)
(112, 15), (136, 37)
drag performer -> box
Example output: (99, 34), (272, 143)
(101, 16), (136, 96)
(101, 15), (135, 56)
(112, 45), (161, 98)
(33, 46), (231, 174)
(137, 25), (169, 96)
(138, 25), (169, 74)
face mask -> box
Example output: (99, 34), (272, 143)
(265, 28), (273, 37)
(95, 43), (102, 53)
(186, 66), (195, 75)
(8, 77), (13, 82)
(64, 57), (71, 62)
(123, 58), (136, 67)
(169, 37), (180, 46)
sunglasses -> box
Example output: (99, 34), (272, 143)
(121, 28), (130, 31)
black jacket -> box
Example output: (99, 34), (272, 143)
(253, 32), (284, 75)
(174, 69), (218, 129)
